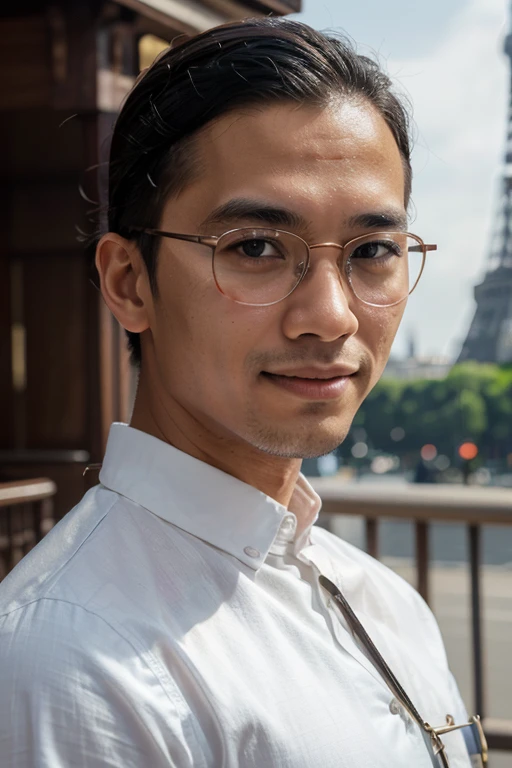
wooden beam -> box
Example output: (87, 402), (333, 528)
(242, 0), (302, 13)
(115, 0), (300, 36)
(113, 0), (229, 33)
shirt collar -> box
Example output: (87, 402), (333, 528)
(99, 423), (321, 570)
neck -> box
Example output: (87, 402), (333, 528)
(130, 372), (303, 511)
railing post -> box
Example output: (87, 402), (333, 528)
(6, 506), (15, 573)
(32, 498), (49, 543)
(468, 524), (485, 718)
(415, 521), (430, 605)
(365, 517), (378, 558)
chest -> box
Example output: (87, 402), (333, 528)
(154, 568), (470, 768)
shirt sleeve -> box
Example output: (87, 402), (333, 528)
(0, 599), (205, 768)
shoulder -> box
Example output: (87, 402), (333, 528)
(0, 482), (160, 620)
(0, 484), (119, 613)
(0, 598), (197, 767)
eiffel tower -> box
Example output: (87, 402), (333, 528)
(458, 7), (512, 364)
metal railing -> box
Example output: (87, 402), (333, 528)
(311, 478), (512, 755)
(0, 478), (56, 580)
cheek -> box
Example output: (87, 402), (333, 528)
(149, 259), (213, 382)
(358, 303), (405, 374)
(153, 262), (271, 393)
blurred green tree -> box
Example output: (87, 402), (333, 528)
(338, 363), (512, 468)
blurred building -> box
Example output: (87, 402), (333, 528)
(0, 0), (301, 519)
(383, 333), (452, 380)
(458, 3), (512, 364)
(383, 355), (452, 381)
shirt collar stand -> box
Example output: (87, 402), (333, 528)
(99, 424), (321, 570)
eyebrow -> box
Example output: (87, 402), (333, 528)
(347, 211), (408, 231)
(200, 199), (306, 231)
(200, 197), (408, 234)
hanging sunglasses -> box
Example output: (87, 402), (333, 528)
(319, 575), (488, 768)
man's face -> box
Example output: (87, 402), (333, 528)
(143, 100), (407, 458)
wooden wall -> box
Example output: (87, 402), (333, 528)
(0, 0), (300, 520)
(0, 3), (136, 519)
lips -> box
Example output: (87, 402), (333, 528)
(260, 369), (356, 400)
(263, 366), (358, 380)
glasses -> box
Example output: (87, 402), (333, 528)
(319, 575), (488, 768)
(425, 714), (488, 768)
(133, 227), (437, 308)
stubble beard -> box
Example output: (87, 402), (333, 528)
(243, 401), (353, 459)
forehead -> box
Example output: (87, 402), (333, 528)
(166, 100), (406, 226)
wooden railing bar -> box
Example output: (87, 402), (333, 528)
(0, 449), (89, 463)
(469, 524), (485, 718)
(312, 481), (512, 525)
(365, 517), (378, 558)
(0, 478), (57, 508)
(415, 521), (430, 604)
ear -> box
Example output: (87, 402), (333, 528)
(95, 233), (152, 333)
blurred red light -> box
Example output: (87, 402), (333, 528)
(459, 442), (478, 461)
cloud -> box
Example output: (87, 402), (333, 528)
(387, 0), (508, 357)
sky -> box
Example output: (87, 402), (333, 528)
(289, 0), (509, 360)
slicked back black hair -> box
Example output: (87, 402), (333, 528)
(107, 17), (413, 366)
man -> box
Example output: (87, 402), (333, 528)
(0, 17), (481, 768)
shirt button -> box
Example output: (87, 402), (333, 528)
(281, 516), (295, 533)
(389, 698), (401, 716)
(244, 546), (261, 559)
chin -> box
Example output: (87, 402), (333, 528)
(245, 418), (352, 460)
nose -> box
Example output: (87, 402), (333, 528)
(281, 250), (359, 342)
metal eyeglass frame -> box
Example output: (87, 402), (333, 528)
(426, 713), (488, 767)
(131, 227), (437, 308)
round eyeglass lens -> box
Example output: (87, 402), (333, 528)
(347, 233), (425, 307)
(212, 228), (309, 305)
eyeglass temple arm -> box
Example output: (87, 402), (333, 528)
(409, 244), (437, 253)
(131, 228), (219, 248)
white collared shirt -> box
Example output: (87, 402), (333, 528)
(0, 423), (471, 767)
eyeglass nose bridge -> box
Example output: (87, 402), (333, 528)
(308, 242), (346, 253)
(301, 241), (353, 293)
(302, 242), (348, 277)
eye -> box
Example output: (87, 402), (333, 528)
(236, 238), (285, 260)
(351, 240), (402, 260)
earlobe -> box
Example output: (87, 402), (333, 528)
(95, 233), (151, 334)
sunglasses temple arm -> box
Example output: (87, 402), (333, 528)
(432, 722), (474, 737)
